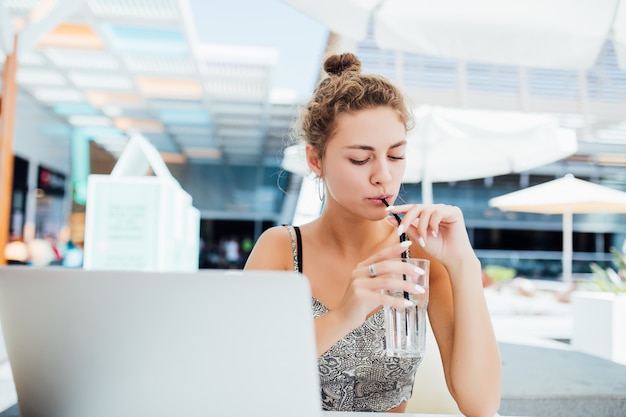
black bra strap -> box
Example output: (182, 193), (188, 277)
(293, 226), (303, 273)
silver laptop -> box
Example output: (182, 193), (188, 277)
(0, 267), (322, 417)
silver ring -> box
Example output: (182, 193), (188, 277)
(368, 263), (377, 277)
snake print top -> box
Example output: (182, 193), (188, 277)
(285, 226), (421, 412)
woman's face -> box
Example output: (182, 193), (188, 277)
(319, 106), (407, 218)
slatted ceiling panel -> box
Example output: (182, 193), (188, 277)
(588, 43), (626, 101)
(167, 125), (213, 136)
(53, 103), (100, 116)
(157, 108), (211, 124)
(204, 80), (269, 100)
(222, 139), (262, 149)
(44, 49), (120, 69)
(66, 71), (134, 90)
(224, 147), (264, 159)
(217, 126), (262, 139)
(87, 0), (180, 20)
(148, 98), (204, 110)
(270, 102), (300, 117)
(203, 62), (272, 80)
(142, 132), (171, 142)
(527, 68), (579, 99)
(268, 116), (295, 129)
(122, 55), (197, 74)
(220, 136), (263, 147)
(31, 87), (84, 103)
(404, 56), (458, 90)
(184, 148), (222, 161)
(4, 0), (38, 10)
(160, 118), (210, 131)
(16, 68), (67, 86)
(211, 102), (264, 116)
(91, 135), (129, 154)
(218, 112), (262, 122)
(223, 150), (262, 162)
(113, 107), (153, 119)
(165, 121), (211, 131)
(357, 48), (396, 70)
(358, 47), (398, 81)
(136, 77), (202, 99)
(150, 141), (181, 154)
(466, 63), (519, 94)
(67, 115), (111, 126)
(176, 135), (218, 146)
(16, 51), (46, 66)
(216, 116), (262, 127)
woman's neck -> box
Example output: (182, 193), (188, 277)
(310, 209), (396, 258)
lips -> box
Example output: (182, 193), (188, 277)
(370, 194), (392, 202)
(373, 194), (392, 201)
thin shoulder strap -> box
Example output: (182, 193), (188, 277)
(285, 225), (303, 273)
(293, 226), (303, 273)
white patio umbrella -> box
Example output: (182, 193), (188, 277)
(281, 0), (626, 70)
(404, 106), (577, 203)
(282, 106), (578, 204)
(488, 174), (626, 282)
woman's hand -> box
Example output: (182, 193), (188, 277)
(332, 241), (425, 330)
(384, 203), (476, 268)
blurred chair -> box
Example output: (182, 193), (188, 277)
(4, 240), (29, 265)
(405, 316), (462, 415)
(27, 238), (55, 267)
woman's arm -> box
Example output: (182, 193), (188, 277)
(429, 256), (501, 417)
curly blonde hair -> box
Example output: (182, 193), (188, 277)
(296, 53), (413, 160)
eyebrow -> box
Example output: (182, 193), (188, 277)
(345, 140), (407, 151)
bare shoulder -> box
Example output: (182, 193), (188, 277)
(244, 225), (295, 271)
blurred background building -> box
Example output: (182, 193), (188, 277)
(1, 0), (626, 278)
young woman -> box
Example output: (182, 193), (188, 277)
(244, 53), (501, 416)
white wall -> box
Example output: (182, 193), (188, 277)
(11, 91), (73, 238)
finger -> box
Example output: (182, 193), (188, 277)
(384, 203), (414, 235)
(426, 209), (444, 238)
(375, 259), (427, 279)
(378, 292), (417, 309)
(387, 204), (426, 238)
(406, 205), (445, 245)
(411, 207), (433, 244)
(357, 276), (426, 299)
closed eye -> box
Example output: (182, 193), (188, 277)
(350, 155), (404, 165)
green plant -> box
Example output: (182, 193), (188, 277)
(483, 265), (516, 284)
(586, 247), (626, 293)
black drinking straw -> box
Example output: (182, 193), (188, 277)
(382, 199), (410, 301)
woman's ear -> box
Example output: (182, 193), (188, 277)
(305, 144), (323, 177)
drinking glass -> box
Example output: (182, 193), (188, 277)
(383, 258), (430, 358)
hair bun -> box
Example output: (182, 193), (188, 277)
(324, 53), (362, 77)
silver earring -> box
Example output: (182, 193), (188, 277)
(317, 178), (325, 201)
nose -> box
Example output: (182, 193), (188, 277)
(371, 157), (393, 185)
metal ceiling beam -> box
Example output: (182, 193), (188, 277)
(0, 1), (12, 54)
(18, 0), (86, 55)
